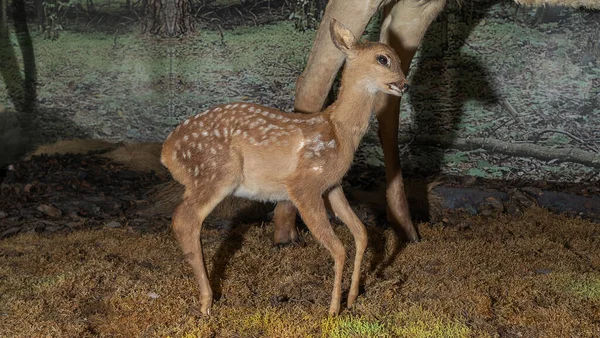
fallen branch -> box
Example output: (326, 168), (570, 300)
(403, 135), (600, 169)
(533, 129), (600, 153)
(500, 98), (525, 128)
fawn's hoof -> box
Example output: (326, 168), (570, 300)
(200, 305), (211, 316)
(273, 234), (304, 247)
(347, 293), (358, 309)
(328, 304), (341, 316)
(406, 231), (420, 243)
(200, 295), (213, 316)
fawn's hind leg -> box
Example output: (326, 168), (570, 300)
(172, 186), (233, 316)
(326, 185), (368, 308)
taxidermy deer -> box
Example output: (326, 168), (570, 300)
(271, 0), (600, 247)
(161, 19), (409, 315)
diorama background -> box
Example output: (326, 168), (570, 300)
(1, 0), (599, 184)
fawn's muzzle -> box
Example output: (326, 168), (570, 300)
(388, 81), (409, 96)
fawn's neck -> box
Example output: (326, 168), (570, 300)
(327, 82), (377, 152)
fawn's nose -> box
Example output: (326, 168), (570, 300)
(402, 83), (409, 93)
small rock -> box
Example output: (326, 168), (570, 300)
(522, 187), (543, 197)
(0, 227), (21, 239)
(507, 204), (522, 216)
(104, 221), (121, 228)
(37, 204), (63, 218)
(147, 292), (160, 299)
(66, 222), (82, 228)
(270, 295), (288, 307)
(481, 209), (493, 216)
(0, 211), (7, 219)
(535, 269), (553, 275)
(484, 196), (504, 211)
(45, 225), (64, 232)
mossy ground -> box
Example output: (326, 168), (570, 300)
(1, 208), (598, 337)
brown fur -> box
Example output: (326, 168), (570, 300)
(100, 142), (169, 177)
(161, 20), (409, 316)
(27, 138), (117, 159)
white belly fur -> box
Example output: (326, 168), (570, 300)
(232, 181), (289, 202)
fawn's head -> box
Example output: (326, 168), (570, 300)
(330, 19), (408, 97)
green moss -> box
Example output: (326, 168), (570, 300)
(566, 275), (600, 300)
(322, 315), (390, 338)
(388, 306), (472, 338)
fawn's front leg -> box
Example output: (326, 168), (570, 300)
(274, 0), (384, 246)
(289, 188), (346, 315)
(326, 185), (367, 308)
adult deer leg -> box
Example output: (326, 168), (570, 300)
(273, 0), (385, 245)
(326, 185), (367, 308)
(375, 0), (447, 242)
(273, 201), (299, 245)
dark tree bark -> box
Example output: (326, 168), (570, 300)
(142, 0), (195, 37)
(0, 0), (37, 117)
(0, 0), (38, 161)
(34, 0), (45, 27)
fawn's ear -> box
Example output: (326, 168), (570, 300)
(330, 19), (356, 55)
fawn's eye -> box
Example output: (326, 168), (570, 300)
(377, 55), (390, 67)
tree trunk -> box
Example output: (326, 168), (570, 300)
(0, 0), (37, 160)
(34, 0), (45, 28)
(142, 0), (194, 37)
(0, 0), (37, 117)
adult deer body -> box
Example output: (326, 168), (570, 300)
(161, 20), (408, 315)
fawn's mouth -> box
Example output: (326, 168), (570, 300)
(388, 82), (409, 96)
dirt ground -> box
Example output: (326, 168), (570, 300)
(1, 146), (599, 337)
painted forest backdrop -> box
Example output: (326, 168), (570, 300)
(1, 0), (599, 184)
